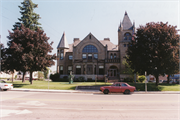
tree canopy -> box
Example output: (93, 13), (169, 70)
(5, 25), (56, 84)
(13, 0), (41, 31)
(126, 22), (179, 86)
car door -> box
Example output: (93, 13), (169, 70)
(113, 83), (121, 93)
(120, 83), (129, 92)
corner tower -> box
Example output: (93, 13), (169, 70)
(118, 11), (135, 72)
(57, 32), (69, 73)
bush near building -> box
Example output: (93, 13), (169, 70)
(138, 75), (146, 83)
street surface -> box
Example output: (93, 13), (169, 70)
(0, 91), (180, 120)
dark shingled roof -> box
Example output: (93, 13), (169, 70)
(122, 11), (133, 30)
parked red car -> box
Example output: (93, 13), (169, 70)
(100, 82), (136, 94)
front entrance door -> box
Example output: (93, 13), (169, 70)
(108, 69), (117, 77)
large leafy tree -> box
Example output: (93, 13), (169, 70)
(8, 0), (42, 82)
(6, 25), (56, 84)
(127, 22), (179, 86)
(13, 0), (41, 31)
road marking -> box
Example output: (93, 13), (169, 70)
(18, 101), (46, 106)
(1, 109), (32, 118)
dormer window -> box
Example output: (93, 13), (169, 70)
(89, 35), (91, 39)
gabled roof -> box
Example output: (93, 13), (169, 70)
(122, 11), (133, 30)
(57, 32), (69, 49)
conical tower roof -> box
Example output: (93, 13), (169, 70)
(122, 11), (133, 30)
(57, 32), (69, 49)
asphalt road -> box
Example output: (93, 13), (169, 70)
(1, 91), (180, 120)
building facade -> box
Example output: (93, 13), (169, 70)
(57, 12), (135, 80)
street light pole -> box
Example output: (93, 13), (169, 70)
(145, 71), (147, 93)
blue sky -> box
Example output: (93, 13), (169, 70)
(1, 0), (179, 72)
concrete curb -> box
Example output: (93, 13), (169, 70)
(9, 88), (180, 94)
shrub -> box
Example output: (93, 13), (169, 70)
(123, 78), (134, 83)
(138, 75), (146, 83)
(74, 76), (85, 82)
(50, 73), (60, 82)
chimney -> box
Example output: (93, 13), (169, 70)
(74, 38), (80, 43)
(104, 38), (110, 41)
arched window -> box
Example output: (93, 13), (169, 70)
(110, 53), (113, 59)
(124, 33), (132, 40)
(82, 45), (98, 53)
(114, 53), (116, 59)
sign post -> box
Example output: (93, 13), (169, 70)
(145, 71), (148, 93)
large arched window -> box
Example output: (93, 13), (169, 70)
(82, 45), (98, 53)
(124, 33), (132, 40)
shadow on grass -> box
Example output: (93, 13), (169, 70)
(13, 84), (30, 88)
(68, 86), (76, 90)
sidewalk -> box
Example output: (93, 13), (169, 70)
(10, 88), (180, 94)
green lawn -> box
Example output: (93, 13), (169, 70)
(7, 80), (112, 90)
(7, 80), (180, 91)
(129, 83), (180, 91)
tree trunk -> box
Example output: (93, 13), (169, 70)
(22, 71), (26, 83)
(155, 75), (159, 86)
(29, 71), (33, 84)
(167, 75), (170, 84)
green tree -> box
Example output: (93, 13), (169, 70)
(127, 22), (179, 86)
(138, 75), (145, 83)
(38, 71), (44, 80)
(43, 67), (50, 79)
(6, 25), (56, 84)
(13, 0), (41, 31)
(122, 58), (134, 78)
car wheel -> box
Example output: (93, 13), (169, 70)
(3, 89), (8, 91)
(124, 89), (130, 94)
(103, 89), (109, 94)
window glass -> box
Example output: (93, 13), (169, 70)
(76, 66), (81, 68)
(82, 45), (98, 53)
(99, 66), (104, 68)
(94, 54), (98, 59)
(124, 33), (132, 40)
(82, 54), (86, 59)
(88, 54), (92, 59)
(124, 44), (126, 47)
(60, 53), (63, 59)
(69, 55), (73, 60)
(110, 54), (113, 59)
(99, 66), (104, 75)
(60, 66), (63, 74)
(68, 66), (72, 70)
(60, 66), (63, 70)
(114, 54), (116, 59)
(76, 66), (81, 74)
(121, 83), (127, 86)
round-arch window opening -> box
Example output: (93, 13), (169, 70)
(124, 32), (132, 40)
(82, 45), (98, 53)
